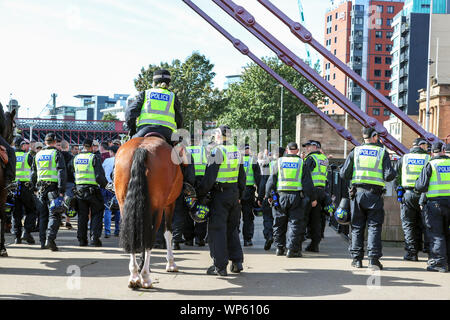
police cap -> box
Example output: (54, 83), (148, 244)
(362, 127), (378, 139)
(431, 141), (444, 153)
(445, 143), (450, 153)
(287, 142), (298, 150)
(153, 69), (171, 83)
(44, 133), (56, 142)
(413, 137), (428, 146)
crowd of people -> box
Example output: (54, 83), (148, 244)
(4, 135), (123, 252)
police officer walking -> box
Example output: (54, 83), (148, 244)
(265, 142), (314, 258)
(340, 128), (396, 270)
(31, 133), (67, 251)
(241, 144), (261, 247)
(184, 135), (208, 247)
(69, 139), (108, 247)
(125, 69), (182, 143)
(12, 138), (35, 245)
(415, 142), (450, 272)
(197, 125), (246, 276)
(395, 138), (430, 261)
(302, 140), (332, 252)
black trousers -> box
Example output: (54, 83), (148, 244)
(12, 182), (36, 237)
(305, 187), (331, 245)
(36, 187), (61, 244)
(262, 198), (273, 241)
(400, 190), (428, 254)
(76, 187), (104, 242)
(240, 186), (256, 241)
(273, 191), (308, 252)
(207, 186), (243, 270)
(423, 199), (450, 267)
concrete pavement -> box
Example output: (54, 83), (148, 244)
(0, 216), (448, 300)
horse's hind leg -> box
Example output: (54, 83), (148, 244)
(140, 249), (153, 289)
(164, 205), (178, 272)
(128, 253), (142, 289)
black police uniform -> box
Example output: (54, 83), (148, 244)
(241, 154), (262, 246)
(415, 154), (450, 272)
(125, 91), (183, 142)
(31, 145), (67, 250)
(395, 146), (430, 258)
(12, 148), (36, 244)
(68, 151), (108, 246)
(259, 160), (274, 249)
(265, 154), (315, 256)
(340, 143), (396, 266)
(197, 143), (246, 274)
(303, 151), (332, 251)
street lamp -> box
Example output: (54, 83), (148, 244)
(425, 0), (434, 132)
(277, 84), (284, 147)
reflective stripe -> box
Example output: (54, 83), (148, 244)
(277, 157), (303, 191)
(352, 145), (385, 187)
(136, 119), (177, 130)
(36, 149), (58, 182)
(401, 153), (430, 187)
(187, 145), (207, 177)
(216, 145), (240, 183)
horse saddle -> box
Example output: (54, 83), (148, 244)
(0, 145), (8, 165)
(144, 132), (166, 140)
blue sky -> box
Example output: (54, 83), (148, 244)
(0, 0), (330, 118)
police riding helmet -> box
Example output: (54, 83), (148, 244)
(189, 203), (210, 223)
(334, 197), (350, 225)
(153, 69), (171, 85)
(49, 196), (66, 215)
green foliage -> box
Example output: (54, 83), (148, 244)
(102, 113), (119, 121)
(218, 56), (325, 144)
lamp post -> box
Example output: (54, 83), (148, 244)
(425, 0), (434, 132)
(278, 84), (284, 147)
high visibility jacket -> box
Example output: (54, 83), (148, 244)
(35, 149), (58, 182)
(187, 145), (207, 177)
(136, 88), (177, 131)
(15, 151), (31, 182)
(269, 160), (277, 176)
(401, 153), (430, 188)
(309, 153), (328, 187)
(215, 144), (240, 183)
(243, 155), (255, 186)
(427, 158), (450, 198)
(74, 153), (98, 186)
(352, 145), (386, 187)
(277, 156), (303, 191)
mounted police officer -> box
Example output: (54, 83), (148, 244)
(302, 140), (332, 252)
(183, 134), (208, 247)
(259, 147), (285, 251)
(340, 128), (396, 270)
(69, 139), (108, 247)
(415, 142), (450, 272)
(11, 138), (35, 245)
(395, 137), (430, 261)
(241, 144), (261, 247)
(125, 69), (183, 144)
(31, 133), (67, 251)
(265, 142), (314, 258)
(197, 125), (246, 276)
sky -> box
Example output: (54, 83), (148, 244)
(0, 0), (331, 118)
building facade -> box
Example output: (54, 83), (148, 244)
(74, 94), (129, 121)
(319, 0), (404, 124)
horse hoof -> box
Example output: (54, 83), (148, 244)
(128, 279), (142, 289)
(141, 281), (153, 289)
(166, 263), (179, 272)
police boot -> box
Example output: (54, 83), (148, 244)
(184, 239), (194, 246)
(276, 247), (285, 256)
(403, 252), (418, 261)
(264, 238), (273, 251)
(244, 239), (253, 247)
(305, 242), (319, 253)
(368, 258), (383, 270)
(195, 239), (205, 247)
(286, 249), (302, 258)
(230, 261), (243, 273)
(172, 241), (181, 250)
(45, 239), (58, 252)
(14, 237), (22, 244)
(206, 265), (227, 276)
(90, 238), (102, 247)
(21, 232), (35, 245)
(351, 258), (363, 268)
(426, 265), (448, 273)
(0, 246), (7, 257)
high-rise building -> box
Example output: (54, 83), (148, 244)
(74, 94), (130, 121)
(319, 0), (404, 123)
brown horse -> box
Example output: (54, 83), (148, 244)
(114, 136), (183, 289)
(0, 107), (16, 257)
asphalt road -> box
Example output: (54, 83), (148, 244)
(0, 216), (448, 300)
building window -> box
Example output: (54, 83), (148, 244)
(385, 70), (392, 77)
(384, 109), (391, 116)
(375, 57), (382, 64)
(374, 82), (381, 89)
(373, 108), (380, 116)
(334, 37), (337, 43)
(333, 73), (336, 80)
(353, 95), (361, 101)
(375, 31), (383, 38)
(335, 25), (338, 31)
(387, 18), (393, 26)
(385, 57), (392, 65)
(354, 5), (364, 11)
(335, 12), (338, 19)
(386, 44), (393, 51)
(355, 17), (363, 24)
(376, 5), (383, 13)
(374, 70), (381, 77)
(375, 44), (383, 51)
(355, 30), (363, 37)
(354, 69), (362, 76)
(387, 6), (395, 14)
(334, 49), (337, 55)
(384, 82), (391, 90)
(421, 4), (430, 9)
(386, 31), (393, 39)
(376, 18), (383, 25)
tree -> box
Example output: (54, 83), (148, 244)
(218, 56), (325, 144)
(102, 113), (119, 121)
(134, 52), (227, 130)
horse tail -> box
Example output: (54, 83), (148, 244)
(119, 148), (152, 253)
